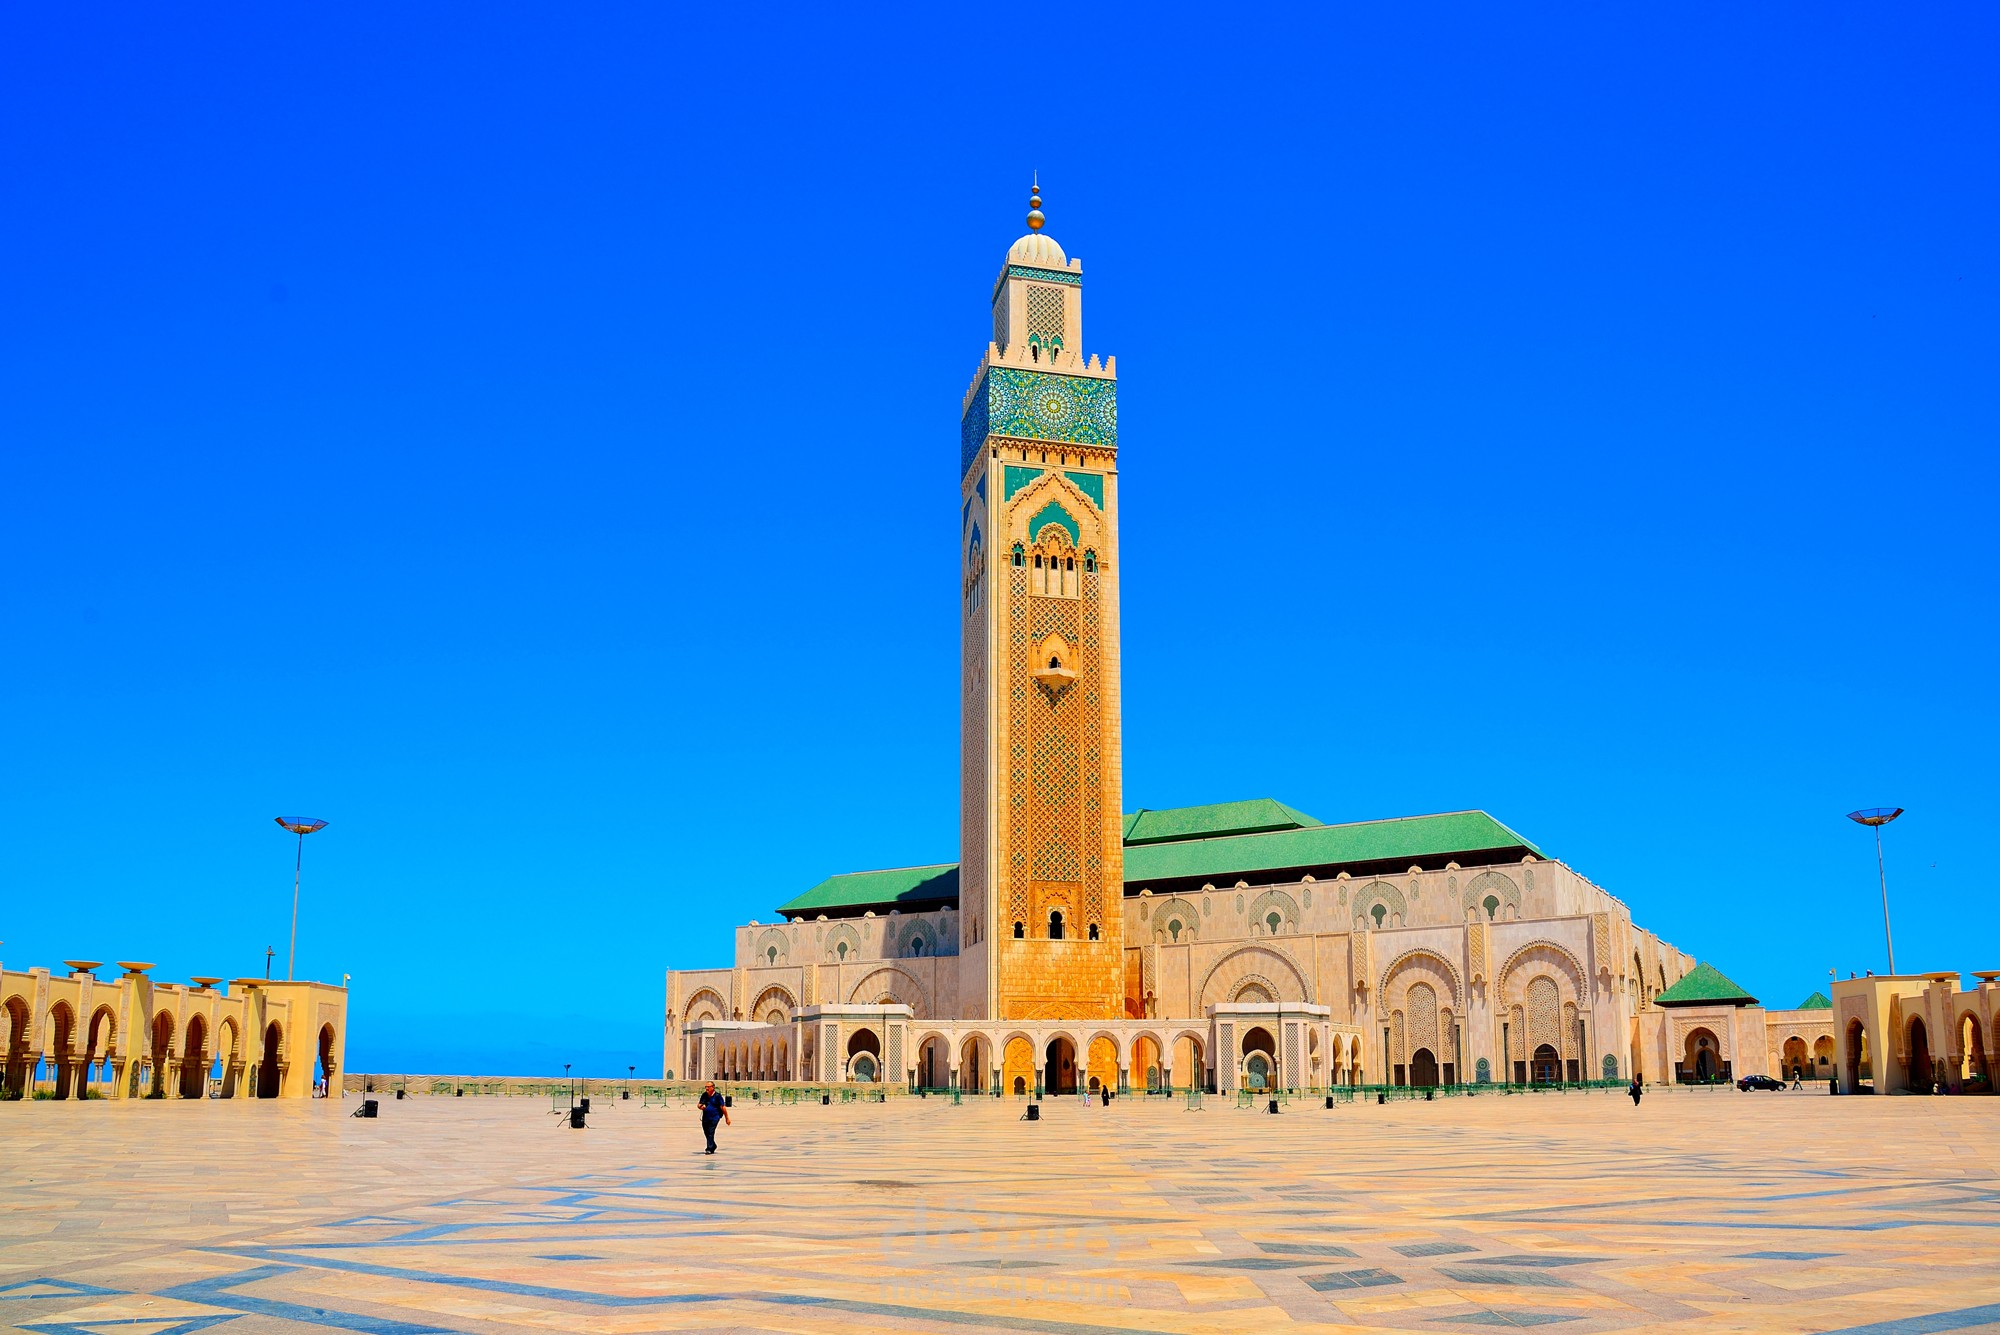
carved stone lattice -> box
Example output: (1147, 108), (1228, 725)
(1408, 982), (1439, 1059)
(1025, 285), (1065, 346)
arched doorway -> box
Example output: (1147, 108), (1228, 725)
(1003, 1036), (1035, 1095)
(180, 1015), (209, 1098)
(216, 1018), (240, 1098)
(318, 1024), (338, 1096)
(916, 1036), (949, 1089)
(151, 1012), (175, 1098)
(45, 1003), (75, 1100)
(1, 996), (29, 1098)
(256, 1022), (282, 1098)
(846, 1028), (881, 1082)
(959, 1034), (989, 1093)
(1907, 1017), (1932, 1091)
(83, 1006), (116, 1099)
(1410, 1047), (1440, 1088)
(1173, 1034), (1205, 1092)
(1531, 1043), (1561, 1085)
(1087, 1036), (1118, 1093)
(1682, 1027), (1721, 1083)
(1241, 1026), (1275, 1091)
(1846, 1019), (1871, 1089)
(1962, 1015), (1989, 1090)
(1044, 1036), (1077, 1095)
(1781, 1036), (1809, 1081)
(1813, 1035), (1835, 1075)
(1131, 1035), (1162, 1091)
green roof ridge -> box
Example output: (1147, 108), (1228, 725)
(1796, 991), (1832, 1010)
(1122, 798), (1324, 846)
(1655, 961), (1759, 1007)
(776, 807), (1548, 916)
(775, 863), (959, 915)
(1124, 809), (1541, 885)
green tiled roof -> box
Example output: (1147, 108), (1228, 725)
(1122, 798), (1323, 845)
(776, 864), (958, 916)
(1123, 810), (1541, 886)
(1655, 962), (1758, 1008)
(775, 805), (1543, 916)
(1796, 991), (1832, 1010)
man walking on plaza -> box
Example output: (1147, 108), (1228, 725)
(1628, 1075), (1643, 1106)
(699, 1081), (730, 1155)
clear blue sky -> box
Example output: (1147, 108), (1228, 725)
(3, 7), (1994, 1077)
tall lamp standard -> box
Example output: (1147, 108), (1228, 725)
(274, 818), (329, 981)
(1846, 808), (1904, 975)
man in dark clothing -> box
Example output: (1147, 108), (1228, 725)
(1629, 1076), (1643, 1106)
(699, 1082), (730, 1154)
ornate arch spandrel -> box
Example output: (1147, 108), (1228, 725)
(1496, 940), (1590, 1005)
(844, 966), (931, 1019)
(1196, 943), (1313, 1010)
(1378, 948), (1465, 1011)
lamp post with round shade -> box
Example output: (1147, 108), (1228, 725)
(1846, 808), (1903, 975)
(274, 818), (328, 981)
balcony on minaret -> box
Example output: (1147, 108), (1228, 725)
(1033, 636), (1078, 692)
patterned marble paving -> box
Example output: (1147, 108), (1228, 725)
(2, 1090), (1997, 1334)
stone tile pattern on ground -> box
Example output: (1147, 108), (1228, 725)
(2, 1090), (1997, 1334)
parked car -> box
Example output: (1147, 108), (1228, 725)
(1737, 1074), (1786, 1091)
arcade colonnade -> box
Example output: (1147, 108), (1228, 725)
(673, 928), (1658, 1089)
(688, 1004), (1372, 1094)
(1832, 972), (2000, 1094)
(0, 959), (348, 1100)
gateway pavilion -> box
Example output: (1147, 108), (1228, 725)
(665, 187), (1782, 1097)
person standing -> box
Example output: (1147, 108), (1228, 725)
(1628, 1075), (1643, 1106)
(699, 1081), (731, 1155)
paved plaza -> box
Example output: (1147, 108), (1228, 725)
(1, 1090), (1996, 1335)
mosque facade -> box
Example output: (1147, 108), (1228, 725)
(663, 190), (1867, 1096)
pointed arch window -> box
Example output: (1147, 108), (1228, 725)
(1011, 543), (1024, 568)
(1048, 911), (1065, 941)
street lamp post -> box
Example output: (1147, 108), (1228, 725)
(274, 818), (329, 981)
(1846, 808), (1904, 975)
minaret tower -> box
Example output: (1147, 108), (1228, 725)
(958, 180), (1124, 1021)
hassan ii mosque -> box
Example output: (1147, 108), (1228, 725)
(661, 186), (1964, 1101)
(2, 190), (1988, 1106)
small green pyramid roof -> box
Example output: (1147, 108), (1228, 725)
(1655, 962), (1758, 1008)
(1796, 991), (1832, 1010)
